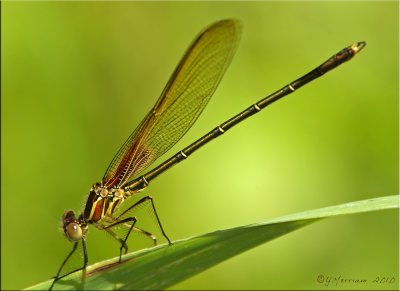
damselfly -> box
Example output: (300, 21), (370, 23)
(50, 19), (366, 289)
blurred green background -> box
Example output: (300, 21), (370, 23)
(2, 1), (398, 290)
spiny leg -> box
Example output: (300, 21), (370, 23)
(146, 196), (171, 245)
(104, 228), (128, 254)
(105, 225), (158, 254)
(49, 239), (88, 290)
(130, 226), (158, 246)
(115, 195), (171, 245)
(107, 225), (158, 247)
(104, 216), (137, 263)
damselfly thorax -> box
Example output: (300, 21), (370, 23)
(62, 181), (148, 242)
(84, 184), (129, 223)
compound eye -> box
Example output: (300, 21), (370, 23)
(65, 222), (83, 241)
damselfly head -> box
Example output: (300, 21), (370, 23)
(62, 210), (86, 242)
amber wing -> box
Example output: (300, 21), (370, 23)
(102, 19), (241, 188)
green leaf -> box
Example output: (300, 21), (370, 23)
(27, 195), (398, 290)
